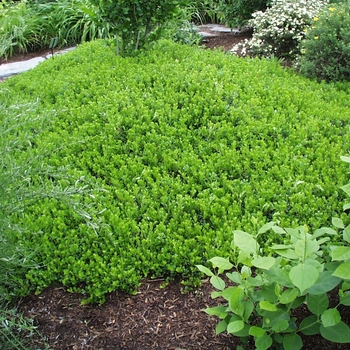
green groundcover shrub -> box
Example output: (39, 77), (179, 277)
(2, 40), (350, 302)
(0, 97), (100, 348)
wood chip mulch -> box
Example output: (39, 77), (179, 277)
(18, 278), (250, 350)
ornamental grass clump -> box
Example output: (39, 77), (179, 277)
(231, 0), (328, 59)
(298, 2), (350, 82)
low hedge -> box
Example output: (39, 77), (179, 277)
(2, 40), (350, 302)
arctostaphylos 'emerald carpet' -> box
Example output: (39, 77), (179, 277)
(2, 40), (350, 302)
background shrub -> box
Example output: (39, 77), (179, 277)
(189, 0), (220, 24)
(298, 1), (350, 82)
(89, 0), (191, 54)
(217, 0), (269, 28)
(232, 0), (328, 59)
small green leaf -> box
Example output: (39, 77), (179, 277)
(261, 309), (290, 328)
(226, 271), (242, 284)
(321, 308), (341, 327)
(255, 333), (273, 350)
(264, 267), (293, 288)
(233, 230), (259, 255)
(252, 256), (276, 270)
(215, 320), (227, 334)
(342, 281), (350, 291)
(243, 299), (254, 323)
(241, 265), (251, 279)
(340, 155), (350, 163)
(196, 264), (214, 277)
(237, 251), (253, 266)
(271, 226), (286, 234)
(332, 217), (344, 229)
(332, 247), (350, 261)
(221, 286), (240, 301)
(259, 300), (277, 311)
(320, 321), (350, 343)
(344, 203), (350, 211)
(333, 262), (350, 280)
(283, 333), (302, 350)
(307, 293), (329, 316)
(290, 296), (306, 309)
(258, 221), (276, 234)
(299, 315), (320, 335)
(271, 244), (294, 250)
(273, 248), (299, 260)
(209, 257), (233, 271)
(304, 258), (323, 272)
(249, 326), (266, 337)
(340, 291), (350, 306)
(313, 227), (337, 237)
(229, 287), (245, 314)
(211, 291), (222, 299)
(204, 305), (227, 319)
(261, 283), (279, 302)
(210, 275), (225, 290)
(271, 319), (289, 332)
(246, 276), (265, 287)
(231, 323), (250, 337)
(274, 333), (284, 344)
(294, 239), (319, 260)
(341, 183), (350, 197)
(305, 271), (341, 295)
(289, 263), (319, 294)
(227, 320), (244, 334)
(325, 261), (341, 273)
(343, 226), (350, 243)
(279, 288), (299, 304)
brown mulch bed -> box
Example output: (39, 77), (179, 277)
(17, 277), (350, 350)
(6, 29), (350, 350)
(18, 278), (248, 350)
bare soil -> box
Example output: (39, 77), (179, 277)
(8, 31), (350, 349)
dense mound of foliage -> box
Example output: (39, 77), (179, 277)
(299, 1), (350, 82)
(2, 40), (350, 302)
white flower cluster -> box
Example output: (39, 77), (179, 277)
(231, 0), (328, 59)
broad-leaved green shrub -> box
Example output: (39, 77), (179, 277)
(298, 2), (350, 82)
(89, 0), (191, 54)
(161, 6), (203, 46)
(232, 0), (328, 59)
(216, 0), (269, 28)
(198, 222), (350, 349)
(2, 40), (350, 303)
(199, 156), (350, 349)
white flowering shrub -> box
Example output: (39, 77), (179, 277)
(231, 0), (328, 59)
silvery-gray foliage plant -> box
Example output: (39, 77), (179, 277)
(231, 0), (328, 59)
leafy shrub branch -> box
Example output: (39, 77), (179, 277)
(90, 0), (191, 54)
(198, 156), (350, 349)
